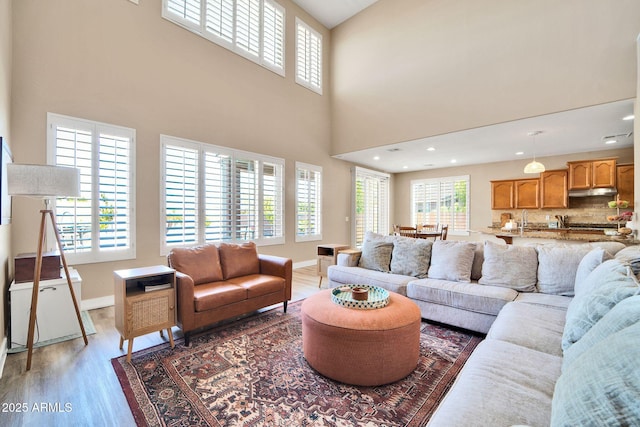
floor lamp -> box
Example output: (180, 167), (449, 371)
(7, 164), (88, 371)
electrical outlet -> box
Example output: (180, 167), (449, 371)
(545, 215), (550, 220)
(345, 216), (349, 222)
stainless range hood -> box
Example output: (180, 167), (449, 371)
(568, 187), (617, 197)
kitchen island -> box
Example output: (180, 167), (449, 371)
(477, 227), (639, 245)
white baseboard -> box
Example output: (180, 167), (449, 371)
(293, 259), (316, 269)
(0, 336), (7, 378)
(81, 295), (115, 311)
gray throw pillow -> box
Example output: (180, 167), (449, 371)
(390, 236), (432, 278)
(478, 240), (537, 292)
(358, 240), (393, 272)
(562, 259), (639, 351)
(614, 245), (640, 274)
(552, 322), (640, 426)
(536, 245), (592, 296)
(427, 240), (476, 283)
(573, 248), (612, 292)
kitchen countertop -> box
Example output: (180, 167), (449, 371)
(476, 227), (640, 245)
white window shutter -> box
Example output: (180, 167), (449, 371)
(205, 0), (234, 43)
(262, 0), (284, 70)
(164, 144), (199, 246)
(235, 0), (261, 58)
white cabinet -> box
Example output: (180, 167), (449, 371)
(10, 269), (82, 348)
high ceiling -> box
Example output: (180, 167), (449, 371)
(289, 2), (635, 174)
(291, 0), (379, 28)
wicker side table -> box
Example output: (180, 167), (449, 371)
(114, 265), (176, 362)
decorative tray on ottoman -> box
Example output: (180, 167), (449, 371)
(331, 284), (390, 310)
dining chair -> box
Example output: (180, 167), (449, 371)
(439, 225), (449, 240)
(396, 226), (418, 238)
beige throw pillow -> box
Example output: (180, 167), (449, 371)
(427, 240), (476, 283)
(479, 240), (537, 292)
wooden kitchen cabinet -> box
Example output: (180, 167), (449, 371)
(568, 159), (616, 190)
(540, 169), (568, 209)
(515, 179), (540, 209)
(616, 164), (634, 207)
(491, 180), (514, 209)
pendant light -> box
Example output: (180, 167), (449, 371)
(523, 130), (545, 174)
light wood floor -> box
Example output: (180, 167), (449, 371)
(0, 265), (322, 427)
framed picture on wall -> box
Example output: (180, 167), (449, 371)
(1, 137), (13, 225)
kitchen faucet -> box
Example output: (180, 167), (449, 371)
(520, 209), (528, 236)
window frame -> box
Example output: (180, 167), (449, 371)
(295, 161), (322, 242)
(411, 175), (470, 236)
(160, 134), (285, 255)
(46, 113), (136, 265)
(162, 0), (285, 76)
(351, 166), (390, 248)
(295, 17), (322, 94)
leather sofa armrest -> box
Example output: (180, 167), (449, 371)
(337, 251), (361, 267)
(259, 254), (292, 300)
(175, 271), (195, 328)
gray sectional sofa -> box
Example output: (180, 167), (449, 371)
(327, 232), (640, 426)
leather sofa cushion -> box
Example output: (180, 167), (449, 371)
(219, 242), (260, 280)
(228, 274), (285, 298)
(194, 282), (247, 311)
(169, 243), (223, 285)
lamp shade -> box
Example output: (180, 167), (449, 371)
(523, 160), (546, 174)
(7, 164), (80, 198)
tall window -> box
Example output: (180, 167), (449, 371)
(295, 162), (322, 242)
(295, 17), (322, 94)
(412, 176), (469, 235)
(163, 0), (285, 75)
(161, 135), (284, 253)
(352, 167), (390, 248)
(47, 113), (136, 264)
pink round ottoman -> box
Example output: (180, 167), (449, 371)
(301, 289), (421, 386)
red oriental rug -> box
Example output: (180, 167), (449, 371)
(112, 300), (482, 426)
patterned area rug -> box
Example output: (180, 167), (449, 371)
(112, 301), (482, 426)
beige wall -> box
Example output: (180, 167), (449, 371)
(331, 0), (640, 155)
(393, 147), (635, 235)
(0, 0), (11, 353)
(10, 0), (352, 302)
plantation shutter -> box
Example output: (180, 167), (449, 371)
(205, 0), (234, 43)
(166, 0), (201, 27)
(353, 167), (390, 248)
(262, 0), (284, 70)
(164, 144), (199, 246)
(236, 0), (260, 58)
(234, 158), (258, 240)
(204, 150), (233, 242)
(296, 18), (322, 93)
(411, 176), (469, 234)
(296, 163), (321, 241)
(262, 161), (283, 241)
(53, 124), (94, 253)
(97, 129), (132, 251)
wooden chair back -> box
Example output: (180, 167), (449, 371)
(439, 225), (449, 240)
(395, 225), (418, 238)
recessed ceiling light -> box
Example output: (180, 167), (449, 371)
(451, 159), (457, 163)
(373, 156), (380, 160)
(605, 139), (617, 145)
(622, 115), (634, 121)
(403, 165), (408, 169)
(515, 151), (524, 156)
(426, 147), (435, 151)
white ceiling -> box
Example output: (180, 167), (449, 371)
(291, 0), (380, 29)
(333, 100), (636, 173)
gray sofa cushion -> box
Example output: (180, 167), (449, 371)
(536, 245), (591, 296)
(390, 236), (432, 278)
(574, 247), (612, 289)
(614, 244), (640, 274)
(327, 265), (412, 296)
(479, 241), (538, 292)
(427, 339), (561, 427)
(551, 321), (640, 427)
(562, 259), (640, 350)
(487, 301), (565, 356)
(513, 292), (572, 310)
(407, 278), (517, 316)
(428, 240), (476, 282)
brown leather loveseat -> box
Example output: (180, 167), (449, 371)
(168, 242), (292, 345)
